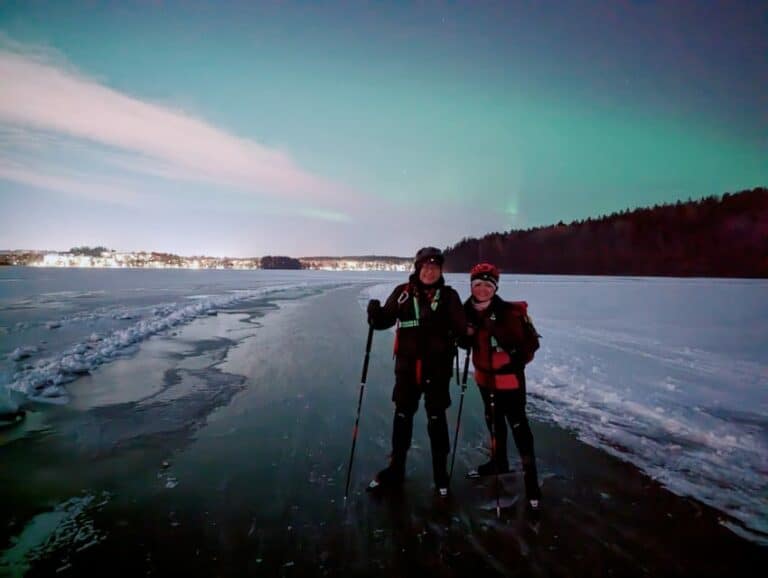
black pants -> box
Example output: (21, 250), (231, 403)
(479, 386), (540, 498)
(389, 378), (450, 485)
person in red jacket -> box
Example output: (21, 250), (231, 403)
(366, 247), (466, 497)
(464, 263), (542, 508)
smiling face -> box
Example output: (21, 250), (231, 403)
(471, 279), (496, 303)
(418, 262), (442, 285)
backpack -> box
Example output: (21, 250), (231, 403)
(509, 301), (540, 364)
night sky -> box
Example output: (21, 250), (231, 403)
(1, 1), (765, 257)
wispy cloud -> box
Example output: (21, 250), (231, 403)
(0, 159), (143, 205)
(0, 43), (348, 209)
(297, 208), (352, 223)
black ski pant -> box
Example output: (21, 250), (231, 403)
(479, 386), (540, 498)
(389, 378), (450, 485)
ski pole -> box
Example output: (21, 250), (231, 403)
(462, 346), (471, 392)
(344, 324), (375, 500)
(455, 348), (460, 383)
(489, 388), (501, 518)
(488, 343), (501, 518)
(449, 347), (471, 481)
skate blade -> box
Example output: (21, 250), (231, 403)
(366, 479), (381, 492)
(466, 469), (512, 479)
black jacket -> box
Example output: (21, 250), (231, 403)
(370, 273), (466, 384)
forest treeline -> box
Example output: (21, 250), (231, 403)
(260, 256), (302, 270)
(443, 187), (767, 278)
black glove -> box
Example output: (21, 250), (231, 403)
(506, 348), (527, 371)
(367, 299), (381, 324)
(453, 322), (475, 350)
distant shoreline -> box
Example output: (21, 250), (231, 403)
(1, 264), (767, 280)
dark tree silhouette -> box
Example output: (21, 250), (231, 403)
(260, 256), (302, 270)
(70, 246), (111, 257)
(443, 188), (767, 278)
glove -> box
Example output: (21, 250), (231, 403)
(506, 348), (527, 371)
(457, 327), (473, 349)
(367, 299), (381, 324)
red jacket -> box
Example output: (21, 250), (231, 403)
(464, 295), (539, 390)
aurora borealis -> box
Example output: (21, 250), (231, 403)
(1, 1), (765, 256)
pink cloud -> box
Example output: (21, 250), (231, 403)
(0, 48), (348, 206)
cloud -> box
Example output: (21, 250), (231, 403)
(0, 44), (349, 208)
(0, 159), (143, 205)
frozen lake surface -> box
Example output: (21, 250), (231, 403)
(1, 267), (766, 573)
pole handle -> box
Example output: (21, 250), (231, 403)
(461, 347), (471, 387)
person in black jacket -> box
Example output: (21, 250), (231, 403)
(366, 247), (466, 497)
(464, 263), (542, 509)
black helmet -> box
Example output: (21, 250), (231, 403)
(414, 246), (444, 268)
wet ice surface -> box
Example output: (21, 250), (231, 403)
(1, 270), (767, 577)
